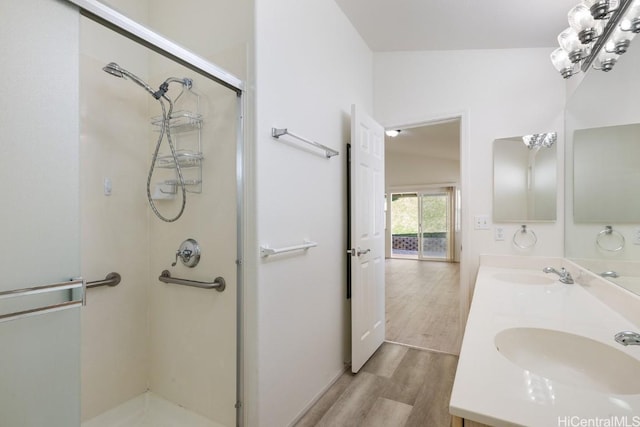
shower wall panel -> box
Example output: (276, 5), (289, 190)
(79, 14), (151, 421)
(147, 59), (239, 426)
(80, 1), (249, 425)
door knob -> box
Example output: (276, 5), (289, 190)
(357, 248), (371, 256)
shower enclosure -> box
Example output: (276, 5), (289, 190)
(1, 1), (245, 426)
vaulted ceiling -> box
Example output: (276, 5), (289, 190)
(334, 0), (579, 52)
(339, 1), (578, 160)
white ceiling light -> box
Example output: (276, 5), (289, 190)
(551, 0), (640, 78)
(385, 129), (401, 137)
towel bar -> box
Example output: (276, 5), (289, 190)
(0, 278), (85, 322)
(260, 240), (318, 257)
(271, 128), (339, 158)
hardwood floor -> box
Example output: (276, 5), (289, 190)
(294, 259), (460, 427)
(386, 259), (460, 355)
(294, 342), (458, 427)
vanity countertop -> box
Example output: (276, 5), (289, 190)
(450, 261), (640, 426)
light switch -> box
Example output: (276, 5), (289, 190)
(474, 215), (490, 230)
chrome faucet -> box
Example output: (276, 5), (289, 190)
(615, 331), (640, 346)
(543, 267), (574, 284)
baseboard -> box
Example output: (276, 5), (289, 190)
(287, 365), (349, 427)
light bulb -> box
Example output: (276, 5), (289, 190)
(582, 0), (619, 19)
(595, 48), (618, 71)
(570, 4), (605, 43)
(385, 129), (400, 137)
(550, 48), (574, 78)
(558, 28), (588, 62)
(620, 0), (640, 33)
(522, 135), (536, 148)
(569, 4), (596, 31)
(606, 26), (636, 53)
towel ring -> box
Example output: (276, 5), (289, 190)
(596, 225), (625, 252)
(513, 225), (537, 249)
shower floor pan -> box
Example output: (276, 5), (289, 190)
(82, 391), (226, 427)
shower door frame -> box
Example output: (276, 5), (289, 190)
(63, 1), (246, 425)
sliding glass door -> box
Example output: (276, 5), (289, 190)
(0, 1), (81, 425)
(419, 192), (451, 260)
(390, 189), (454, 261)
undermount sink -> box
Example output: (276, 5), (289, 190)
(492, 272), (556, 285)
(495, 327), (640, 395)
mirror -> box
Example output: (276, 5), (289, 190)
(574, 123), (640, 223)
(565, 39), (640, 295)
(493, 133), (557, 222)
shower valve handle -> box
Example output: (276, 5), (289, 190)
(170, 239), (201, 268)
(172, 249), (193, 267)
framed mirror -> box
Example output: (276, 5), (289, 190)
(493, 133), (557, 222)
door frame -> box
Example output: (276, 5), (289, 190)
(383, 112), (469, 351)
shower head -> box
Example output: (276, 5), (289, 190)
(102, 62), (157, 98)
(102, 62), (124, 78)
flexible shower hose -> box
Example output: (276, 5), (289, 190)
(146, 95), (187, 222)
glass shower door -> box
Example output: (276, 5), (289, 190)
(0, 0), (81, 425)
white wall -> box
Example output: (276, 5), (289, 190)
(374, 48), (566, 307)
(251, 0), (372, 425)
(386, 152), (459, 187)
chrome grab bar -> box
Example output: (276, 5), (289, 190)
(86, 272), (121, 288)
(0, 278), (85, 323)
(260, 240), (318, 257)
(271, 128), (339, 158)
(158, 270), (225, 292)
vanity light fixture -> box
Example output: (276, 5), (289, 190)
(551, 0), (640, 78)
(385, 129), (401, 137)
(522, 132), (557, 149)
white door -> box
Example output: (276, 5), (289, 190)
(350, 104), (385, 373)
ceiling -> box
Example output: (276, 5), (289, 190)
(344, 1), (578, 160)
(385, 120), (460, 161)
(334, 0), (578, 51)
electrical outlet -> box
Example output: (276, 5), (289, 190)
(495, 227), (505, 241)
(474, 215), (490, 230)
(634, 228), (640, 245)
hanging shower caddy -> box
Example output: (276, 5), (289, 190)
(151, 81), (203, 194)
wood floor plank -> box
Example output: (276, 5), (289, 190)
(403, 351), (458, 427)
(314, 372), (388, 427)
(295, 343), (459, 427)
(294, 372), (356, 427)
(360, 397), (413, 427)
(361, 342), (408, 378)
(382, 348), (437, 406)
(386, 259), (460, 354)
